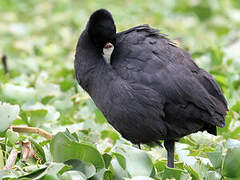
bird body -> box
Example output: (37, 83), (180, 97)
(74, 9), (228, 167)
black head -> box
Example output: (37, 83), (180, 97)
(87, 9), (116, 50)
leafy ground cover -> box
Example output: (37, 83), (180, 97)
(0, 0), (240, 179)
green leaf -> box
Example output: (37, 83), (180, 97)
(130, 176), (154, 180)
(6, 129), (19, 146)
(162, 166), (186, 180)
(89, 168), (113, 180)
(41, 174), (59, 180)
(0, 170), (11, 179)
(227, 139), (240, 148)
(29, 138), (46, 162)
(222, 147), (240, 178)
(50, 132), (105, 170)
(112, 152), (126, 170)
(95, 109), (107, 124)
(206, 151), (223, 169)
(0, 102), (20, 132)
(112, 144), (155, 177)
(110, 158), (129, 180)
(1, 84), (36, 103)
(155, 160), (184, 173)
(154, 160), (166, 173)
(35, 163), (66, 179)
(27, 109), (48, 127)
(205, 171), (221, 180)
(65, 159), (96, 178)
(103, 153), (112, 168)
(184, 165), (201, 180)
(22, 102), (60, 125)
(61, 170), (87, 180)
(193, 160), (209, 179)
(19, 163), (67, 179)
(101, 130), (120, 143)
(18, 165), (48, 179)
(231, 101), (240, 112)
(0, 146), (4, 169)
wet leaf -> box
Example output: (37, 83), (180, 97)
(222, 147), (240, 178)
(50, 132), (105, 170)
(112, 144), (155, 177)
(0, 102), (19, 132)
(6, 129), (18, 146)
(65, 159), (96, 178)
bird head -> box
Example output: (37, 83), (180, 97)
(87, 9), (116, 51)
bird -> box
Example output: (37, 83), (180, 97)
(74, 9), (228, 168)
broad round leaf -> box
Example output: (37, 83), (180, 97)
(222, 147), (240, 178)
(61, 170), (86, 180)
(112, 144), (155, 177)
(1, 84), (36, 103)
(89, 168), (113, 180)
(162, 166), (186, 180)
(130, 176), (154, 180)
(6, 129), (19, 146)
(206, 151), (223, 169)
(65, 159), (96, 178)
(50, 132), (105, 170)
(0, 102), (20, 132)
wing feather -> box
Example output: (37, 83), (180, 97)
(111, 25), (228, 127)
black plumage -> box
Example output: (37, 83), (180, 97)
(74, 9), (228, 168)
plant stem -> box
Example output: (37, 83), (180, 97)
(10, 126), (52, 139)
(1, 54), (8, 74)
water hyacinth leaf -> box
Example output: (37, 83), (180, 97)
(222, 147), (240, 178)
(184, 165), (201, 180)
(206, 151), (223, 169)
(0, 170), (11, 179)
(130, 176), (155, 180)
(29, 138), (46, 162)
(61, 170), (87, 180)
(231, 101), (240, 112)
(205, 171), (221, 180)
(154, 160), (166, 172)
(21, 103), (60, 127)
(192, 160), (209, 179)
(31, 162), (66, 179)
(0, 102), (20, 132)
(17, 165), (48, 179)
(1, 84), (36, 103)
(64, 159), (96, 178)
(19, 163), (68, 179)
(35, 72), (61, 100)
(110, 158), (129, 180)
(101, 130), (120, 143)
(50, 132), (105, 170)
(112, 144), (155, 177)
(162, 166), (186, 180)
(155, 160), (184, 173)
(95, 109), (107, 124)
(112, 152), (126, 170)
(6, 129), (19, 146)
(89, 168), (113, 180)
(0, 147), (4, 169)
(227, 139), (240, 148)
(27, 109), (48, 127)
(102, 153), (112, 168)
(54, 98), (73, 111)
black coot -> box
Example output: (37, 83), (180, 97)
(74, 9), (228, 168)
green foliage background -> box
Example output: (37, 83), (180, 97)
(0, 0), (240, 179)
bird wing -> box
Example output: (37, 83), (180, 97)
(111, 25), (228, 127)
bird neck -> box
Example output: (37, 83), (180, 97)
(74, 30), (116, 96)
